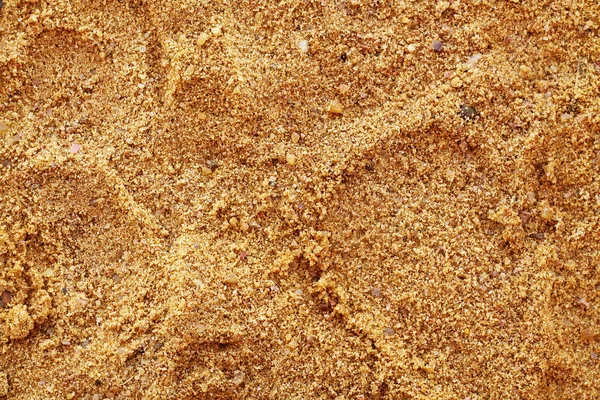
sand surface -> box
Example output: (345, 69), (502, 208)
(1, 0), (600, 399)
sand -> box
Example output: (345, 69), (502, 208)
(1, 0), (599, 399)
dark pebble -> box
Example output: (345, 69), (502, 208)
(530, 232), (545, 240)
(459, 104), (479, 121)
(207, 160), (218, 171)
(431, 40), (444, 52)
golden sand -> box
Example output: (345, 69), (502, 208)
(1, 0), (599, 398)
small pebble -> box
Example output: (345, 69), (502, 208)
(370, 287), (382, 298)
(327, 100), (343, 114)
(431, 40), (444, 52)
(467, 53), (482, 68)
(69, 143), (81, 154)
(224, 273), (239, 285)
(197, 32), (210, 47)
(459, 104), (478, 121)
(298, 40), (309, 54)
(286, 152), (296, 165)
(207, 160), (218, 172)
(578, 298), (590, 308)
(201, 166), (212, 176)
(232, 371), (245, 386)
(407, 44), (417, 52)
(383, 327), (395, 336)
(0, 290), (12, 307)
(338, 84), (350, 94)
(291, 132), (300, 143)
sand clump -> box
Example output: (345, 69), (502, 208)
(1, 0), (600, 399)
(3, 304), (33, 340)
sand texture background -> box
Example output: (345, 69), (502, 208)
(1, 0), (600, 398)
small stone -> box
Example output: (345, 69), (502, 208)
(286, 152), (296, 165)
(224, 273), (239, 285)
(1, 290), (12, 307)
(112, 274), (122, 284)
(232, 371), (245, 386)
(327, 100), (343, 114)
(197, 32), (210, 47)
(467, 53), (483, 68)
(407, 43), (417, 52)
(210, 25), (222, 35)
(291, 132), (300, 144)
(69, 143), (81, 154)
(383, 327), (395, 336)
(371, 287), (383, 298)
(578, 298), (590, 308)
(519, 211), (532, 225)
(207, 160), (218, 172)
(298, 40), (309, 54)
(459, 104), (478, 121)
(0, 124), (8, 133)
(338, 84), (350, 94)
(201, 166), (212, 176)
(431, 40), (444, 52)
(240, 222), (249, 232)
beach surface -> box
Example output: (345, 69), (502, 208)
(1, 0), (599, 398)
